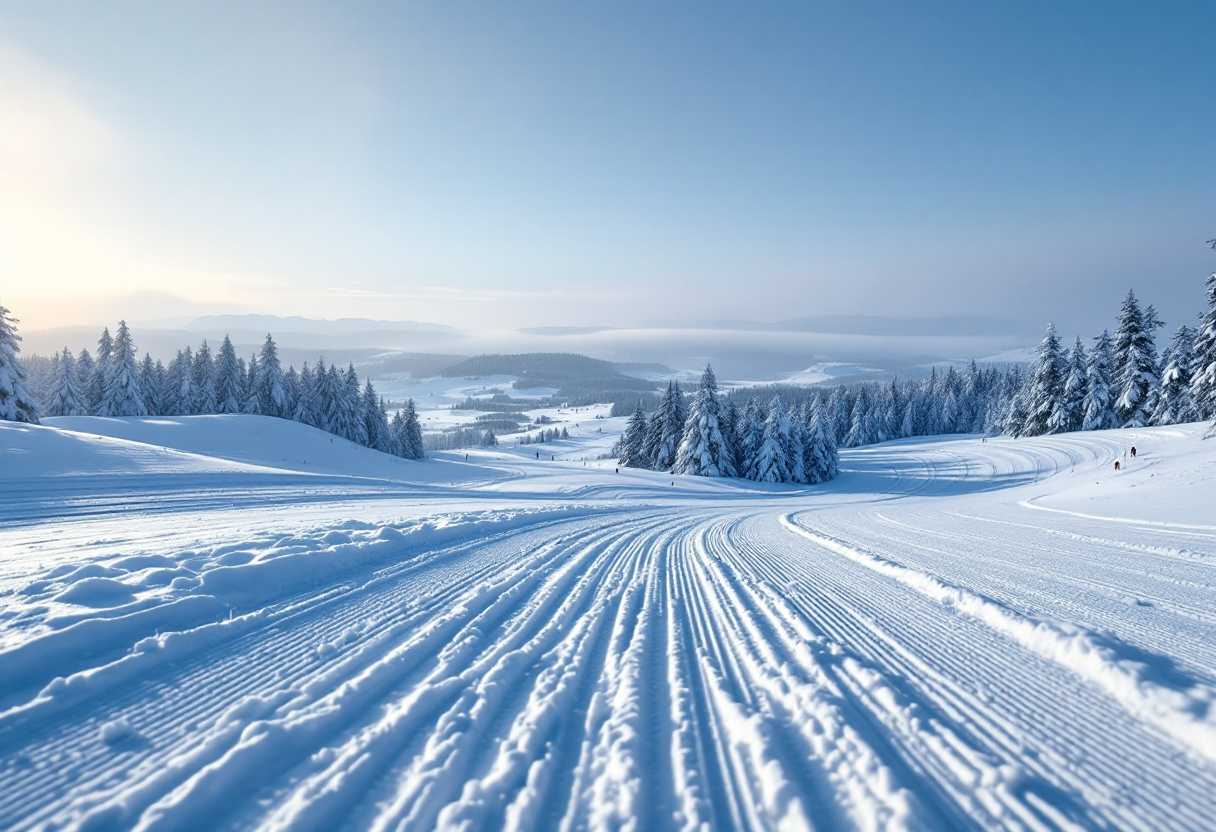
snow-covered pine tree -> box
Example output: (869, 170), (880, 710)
(401, 398), (424, 459)
(0, 304), (42, 424)
(388, 409), (406, 456)
(674, 365), (736, 477)
(192, 340), (218, 415)
(75, 349), (95, 412)
(361, 380), (388, 451)
(97, 320), (147, 417)
(618, 400), (650, 468)
(1022, 322), (1065, 436)
(1142, 304), (1166, 419)
(652, 381), (684, 471)
(1058, 336), (1088, 434)
(920, 368), (941, 437)
(293, 362), (316, 425)
(642, 406), (664, 470)
(315, 362), (341, 432)
(139, 354), (163, 416)
(241, 354), (261, 414)
(1082, 330), (1116, 431)
(805, 396), (839, 482)
(341, 365), (366, 444)
(253, 334), (287, 417)
(1113, 290), (1158, 427)
(898, 386), (917, 437)
(88, 327), (114, 414)
(939, 367), (961, 434)
(1152, 325), (1196, 425)
(283, 367), (300, 421)
(214, 336), (244, 414)
(736, 397), (762, 475)
(1191, 270), (1216, 421)
(47, 347), (87, 416)
(747, 396), (792, 482)
(844, 385), (872, 447)
(826, 387), (849, 446)
(1002, 372), (1029, 438)
(180, 346), (202, 415)
(785, 402), (809, 483)
(721, 398), (739, 456)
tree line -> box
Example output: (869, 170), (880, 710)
(0, 314), (425, 460)
(616, 365), (840, 483)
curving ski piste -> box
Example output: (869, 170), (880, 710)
(2, 415), (1215, 831)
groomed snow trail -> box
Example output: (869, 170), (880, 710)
(2, 421), (1216, 830)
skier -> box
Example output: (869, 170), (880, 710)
(1130, 446), (1137, 458)
(1114, 460), (1121, 471)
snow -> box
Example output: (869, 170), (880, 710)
(2, 414), (1216, 830)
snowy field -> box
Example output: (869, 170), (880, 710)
(2, 416), (1215, 831)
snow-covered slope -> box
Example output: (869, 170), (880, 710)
(1, 417), (1215, 831)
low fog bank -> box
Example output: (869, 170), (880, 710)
(21, 314), (1035, 384)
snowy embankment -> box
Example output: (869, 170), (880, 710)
(2, 416), (1216, 830)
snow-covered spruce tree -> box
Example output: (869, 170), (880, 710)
(939, 367), (962, 435)
(652, 381), (685, 472)
(1022, 322), (1065, 436)
(400, 398), (424, 459)
(804, 396), (839, 482)
(825, 387), (849, 446)
(1191, 270), (1216, 421)
(1152, 325), (1196, 425)
(241, 354), (261, 414)
(1113, 290), (1159, 428)
(361, 380), (388, 451)
(214, 336), (244, 414)
(98, 320), (147, 417)
(192, 340), (218, 415)
(785, 403), (809, 483)
(721, 398), (739, 455)
(748, 395), (793, 482)
(844, 385), (873, 447)
(388, 409), (406, 456)
(1058, 336), (1088, 434)
(341, 365), (366, 444)
(735, 397), (762, 475)
(88, 327), (113, 414)
(618, 400), (651, 468)
(138, 354), (164, 416)
(164, 347), (194, 415)
(282, 367), (300, 421)
(1002, 377), (1029, 438)
(1082, 330), (1116, 431)
(642, 406), (664, 470)
(296, 363), (320, 426)
(75, 349), (95, 411)
(253, 334), (287, 418)
(675, 365), (736, 478)
(314, 362), (341, 432)
(0, 304), (42, 423)
(46, 347), (87, 416)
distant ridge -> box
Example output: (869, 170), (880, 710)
(518, 326), (615, 336)
(180, 314), (457, 336)
(688, 315), (1025, 337)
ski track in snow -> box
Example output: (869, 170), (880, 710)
(2, 420), (1216, 831)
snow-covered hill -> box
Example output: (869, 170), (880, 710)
(1, 416), (1215, 830)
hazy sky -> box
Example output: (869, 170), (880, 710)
(2, 1), (1213, 335)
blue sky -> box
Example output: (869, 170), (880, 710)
(1, 1), (1212, 336)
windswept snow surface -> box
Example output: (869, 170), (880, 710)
(2, 417), (1216, 831)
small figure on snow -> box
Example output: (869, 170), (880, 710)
(1130, 446), (1137, 457)
(1114, 460), (1121, 471)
